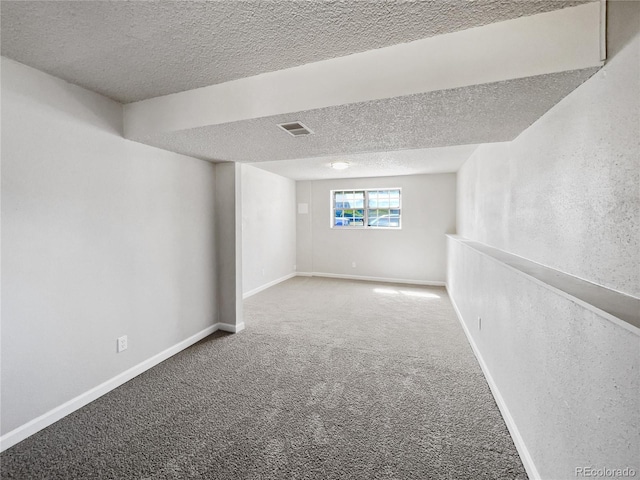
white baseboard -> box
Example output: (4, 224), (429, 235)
(446, 285), (541, 480)
(218, 322), (245, 333)
(307, 271), (445, 287)
(243, 272), (297, 299)
(0, 323), (224, 453)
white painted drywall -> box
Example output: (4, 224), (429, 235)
(298, 174), (456, 283)
(1, 58), (218, 436)
(296, 181), (314, 275)
(449, 3), (640, 478)
(215, 162), (243, 328)
(241, 165), (296, 296)
(457, 2), (640, 298)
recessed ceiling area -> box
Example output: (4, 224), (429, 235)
(249, 144), (482, 181)
(0, 0), (592, 103)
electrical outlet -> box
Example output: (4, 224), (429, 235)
(478, 317), (482, 330)
(352, 261), (356, 268)
(117, 335), (128, 353)
(262, 268), (265, 276)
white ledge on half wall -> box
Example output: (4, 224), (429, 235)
(447, 235), (640, 334)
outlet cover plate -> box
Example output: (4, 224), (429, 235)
(117, 335), (128, 353)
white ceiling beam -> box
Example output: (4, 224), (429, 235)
(124, 2), (604, 139)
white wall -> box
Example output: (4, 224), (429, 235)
(216, 162), (243, 328)
(449, 2), (640, 478)
(1, 58), (218, 437)
(240, 164), (296, 297)
(297, 174), (456, 284)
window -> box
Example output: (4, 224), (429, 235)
(332, 189), (401, 228)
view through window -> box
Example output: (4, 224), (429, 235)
(332, 189), (401, 228)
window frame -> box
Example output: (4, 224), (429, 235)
(330, 188), (402, 229)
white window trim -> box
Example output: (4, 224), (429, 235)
(330, 188), (402, 229)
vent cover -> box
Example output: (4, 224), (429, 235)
(277, 121), (313, 137)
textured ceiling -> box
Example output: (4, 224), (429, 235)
(250, 145), (481, 181)
(1, 0), (591, 103)
(129, 68), (599, 165)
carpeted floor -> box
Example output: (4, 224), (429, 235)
(0, 277), (528, 479)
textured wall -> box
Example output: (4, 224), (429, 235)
(457, 2), (640, 297)
(241, 165), (296, 295)
(1, 58), (218, 435)
(449, 3), (640, 478)
(447, 237), (640, 479)
(298, 174), (456, 283)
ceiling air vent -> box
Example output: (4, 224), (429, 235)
(277, 121), (313, 137)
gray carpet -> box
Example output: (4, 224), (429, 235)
(1, 277), (528, 479)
